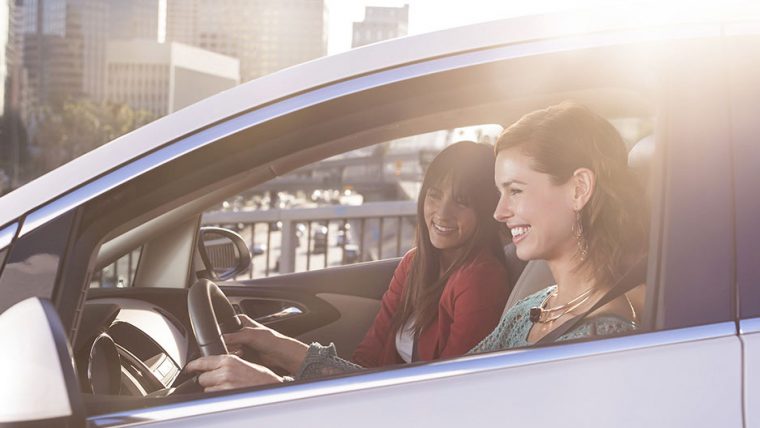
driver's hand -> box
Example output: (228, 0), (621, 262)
(223, 315), (308, 374)
(185, 354), (283, 392)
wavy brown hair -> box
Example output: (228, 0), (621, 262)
(391, 141), (508, 337)
(495, 102), (648, 287)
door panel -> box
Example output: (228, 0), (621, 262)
(741, 320), (760, 427)
(222, 257), (398, 356)
(139, 326), (743, 428)
(296, 293), (380, 359)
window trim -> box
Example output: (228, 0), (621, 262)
(0, 222), (18, 252)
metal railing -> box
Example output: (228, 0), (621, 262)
(201, 200), (417, 279)
(92, 200), (418, 286)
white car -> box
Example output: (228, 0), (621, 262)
(1, 6), (759, 427)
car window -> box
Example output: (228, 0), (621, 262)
(201, 125), (503, 280)
(90, 247), (142, 288)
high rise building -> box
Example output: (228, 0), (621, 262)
(105, 40), (239, 117)
(0, 0), (28, 189)
(167, 0), (327, 82)
(19, 0), (163, 104)
(352, 4), (408, 48)
(20, 0), (84, 107)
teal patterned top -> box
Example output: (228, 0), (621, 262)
(296, 285), (637, 380)
(469, 285), (637, 353)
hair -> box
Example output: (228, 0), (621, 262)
(392, 141), (508, 337)
(494, 101), (648, 287)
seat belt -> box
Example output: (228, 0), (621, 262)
(534, 256), (648, 346)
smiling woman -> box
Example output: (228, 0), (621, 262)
(475, 101), (648, 349)
(184, 141), (512, 389)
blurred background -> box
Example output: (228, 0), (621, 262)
(0, 0), (654, 193)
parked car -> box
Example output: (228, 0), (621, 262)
(0, 6), (758, 427)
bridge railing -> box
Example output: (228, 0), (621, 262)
(201, 200), (418, 279)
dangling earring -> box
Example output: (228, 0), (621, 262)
(574, 210), (588, 261)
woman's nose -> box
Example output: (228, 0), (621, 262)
(493, 194), (512, 222)
(438, 198), (455, 217)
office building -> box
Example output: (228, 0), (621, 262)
(105, 40), (239, 116)
(352, 4), (408, 48)
(167, 0), (327, 82)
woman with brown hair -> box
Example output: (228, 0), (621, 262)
(185, 141), (511, 389)
(185, 102), (648, 389)
(472, 100), (648, 350)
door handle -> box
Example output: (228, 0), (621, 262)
(255, 306), (303, 324)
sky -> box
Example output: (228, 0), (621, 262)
(324, 0), (623, 54)
(325, 0), (759, 55)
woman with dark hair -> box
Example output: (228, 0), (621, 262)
(185, 141), (511, 389)
(185, 102), (648, 390)
(353, 140), (510, 366)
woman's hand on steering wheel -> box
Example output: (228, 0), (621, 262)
(223, 314), (309, 375)
(184, 354), (283, 392)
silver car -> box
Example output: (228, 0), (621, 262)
(0, 6), (758, 427)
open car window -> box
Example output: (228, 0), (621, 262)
(200, 125), (502, 280)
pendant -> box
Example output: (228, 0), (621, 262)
(529, 307), (543, 323)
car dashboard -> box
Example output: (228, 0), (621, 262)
(76, 298), (191, 397)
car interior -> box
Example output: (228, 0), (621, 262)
(65, 43), (663, 415)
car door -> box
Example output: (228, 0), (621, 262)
(77, 23), (744, 428)
(726, 24), (760, 428)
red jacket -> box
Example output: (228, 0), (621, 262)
(352, 249), (509, 367)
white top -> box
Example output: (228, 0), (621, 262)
(395, 319), (415, 363)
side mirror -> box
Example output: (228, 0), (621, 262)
(0, 298), (84, 426)
(197, 226), (252, 281)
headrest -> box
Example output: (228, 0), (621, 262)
(627, 134), (655, 192)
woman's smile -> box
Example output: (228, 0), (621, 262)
(508, 224), (531, 244)
(431, 220), (458, 235)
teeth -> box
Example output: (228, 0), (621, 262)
(433, 222), (456, 232)
(510, 226), (530, 237)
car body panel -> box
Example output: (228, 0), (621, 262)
(89, 323), (741, 427)
(741, 319), (760, 428)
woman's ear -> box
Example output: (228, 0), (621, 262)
(571, 168), (595, 210)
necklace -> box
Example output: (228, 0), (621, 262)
(529, 287), (593, 323)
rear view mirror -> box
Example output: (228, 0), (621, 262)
(197, 226), (252, 281)
(0, 297), (84, 426)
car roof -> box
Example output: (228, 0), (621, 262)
(0, 5), (753, 229)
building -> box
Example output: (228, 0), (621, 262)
(167, 0), (327, 82)
(105, 40), (239, 117)
(19, 0), (164, 104)
(0, 0), (27, 189)
(20, 0), (84, 107)
(352, 4), (408, 48)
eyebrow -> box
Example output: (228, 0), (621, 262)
(499, 179), (527, 188)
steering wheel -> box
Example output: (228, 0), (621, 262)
(170, 279), (242, 394)
(187, 279), (243, 356)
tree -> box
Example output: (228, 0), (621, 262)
(29, 99), (155, 175)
